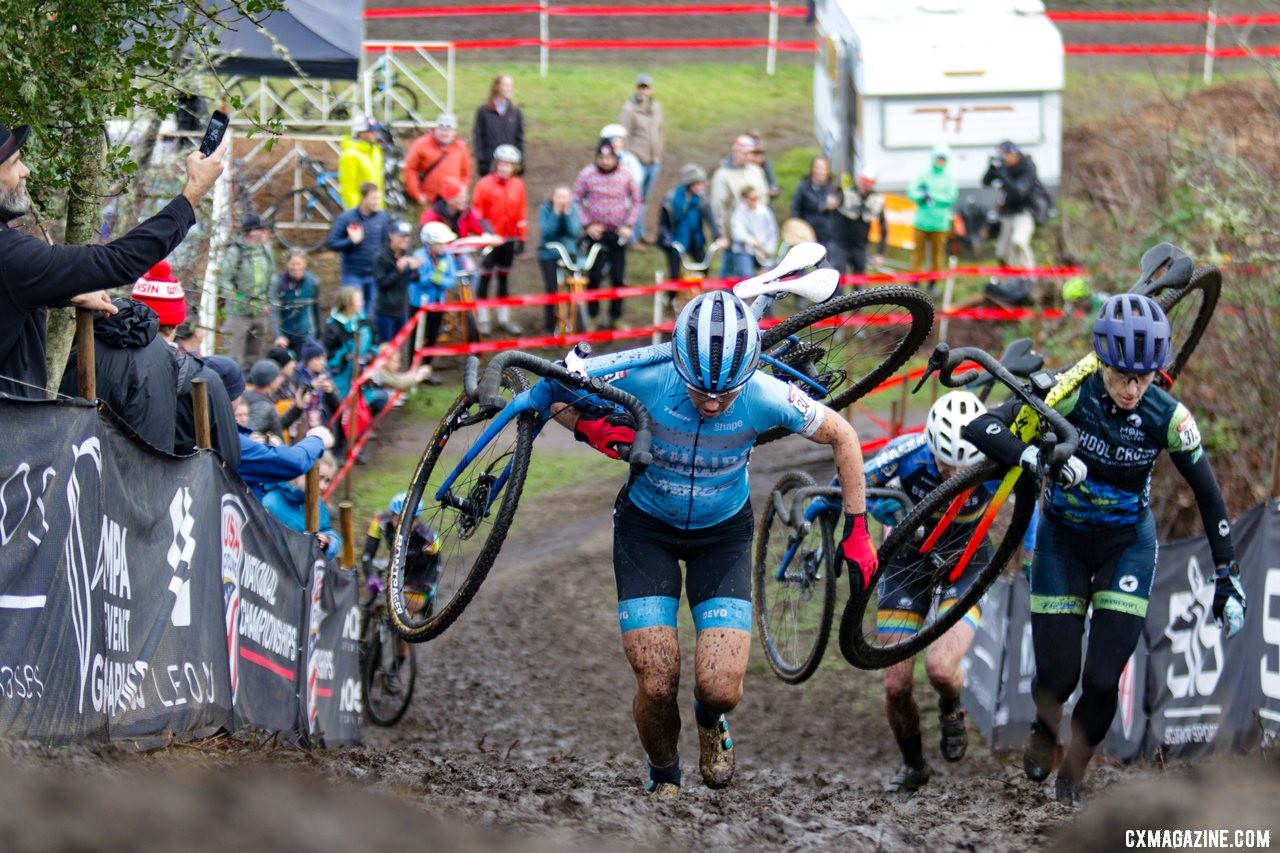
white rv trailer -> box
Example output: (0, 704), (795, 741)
(813, 0), (1064, 193)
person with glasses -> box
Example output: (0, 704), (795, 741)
(545, 291), (877, 798)
(963, 293), (1245, 808)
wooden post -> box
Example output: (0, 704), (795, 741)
(339, 501), (356, 569)
(191, 378), (212, 449)
(897, 372), (911, 435)
(75, 308), (96, 400)
(305, 466), (320, 533)
(890, 399), (901, 437)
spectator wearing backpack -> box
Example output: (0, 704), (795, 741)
(982, 140), (1041, 271)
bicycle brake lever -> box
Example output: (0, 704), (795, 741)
(913, 342), (950, 393)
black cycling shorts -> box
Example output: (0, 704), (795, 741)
(876, 534), (992, 639)
(612, 494), (753, 634)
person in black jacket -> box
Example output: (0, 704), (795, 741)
(472, 74), (524, 178)
(790, 155), (840, 265)
(982, 140), (1039, 270)
(131, 270), (241, 466)
(835, 166), (889, 276)
(60, 298), (178, 452)
(0, 121), (224, 399)
(371, 220), (421, 343)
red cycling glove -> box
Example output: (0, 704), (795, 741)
(573, 417), (636, 460)
(841, 512), (879, 592)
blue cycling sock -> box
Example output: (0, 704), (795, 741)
(693, 698), (720, 730)
(648, 756), (681, 786)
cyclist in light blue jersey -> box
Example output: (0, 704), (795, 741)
(545, 291), (877, 798)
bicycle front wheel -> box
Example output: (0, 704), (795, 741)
(753, 472), (838, 684)
(756, 286), (934, 445)
(387, 368), (535, 643)
(362, 611), (417, 727)
(1157, 265), (1221, 384)
(838, 459), (1036, 669)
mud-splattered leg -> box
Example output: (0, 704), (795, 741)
(621, 625), (681, 766)
(692, 628), (750, 715)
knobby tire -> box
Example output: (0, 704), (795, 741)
(387, 369), (535, 643)
(1157, 265), (1221, 384)
(756, 286), (934, 446)
(362, 611), (417, 726)
(753, 472), (837, 684)
(838, 459), (1037, 669)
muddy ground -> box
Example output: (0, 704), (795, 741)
(7, 416), (1278, 852)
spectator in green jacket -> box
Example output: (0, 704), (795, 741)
(220, 213), (276, 366)
(907, 144), (959, 283)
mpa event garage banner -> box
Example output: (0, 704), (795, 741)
(0, 398), (359, 747)
(964, 499), (1280, 760)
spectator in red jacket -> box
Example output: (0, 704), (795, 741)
(471, 145), (527, 336)
(403, 112), (472, 217)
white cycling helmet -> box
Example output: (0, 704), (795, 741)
(857, 164), (879, 183)
(599, 123), (627, 141)
(925, 391), (986, 468)
(420, 221), (457, 245)
(492, 144), (522, 165)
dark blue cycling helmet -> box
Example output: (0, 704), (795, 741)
(1092, 294), (1172, 372)
(672, 291), (760, 393)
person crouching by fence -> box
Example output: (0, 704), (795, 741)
(263, 452), (342, 560)
(536, 186), (580, 336)
(0, 122), (224, 399)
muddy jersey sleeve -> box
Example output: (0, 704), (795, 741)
(746, 375), (823, 438)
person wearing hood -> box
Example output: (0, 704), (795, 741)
(274, 250), (320, 351)
(572, 141), (641, 331)
(262, 453), (343, 559)
(908, 144), (959, 280)
(338, 115), (385, 210)
(60, 296), (178, 452)
(982, 140), (1040, 270)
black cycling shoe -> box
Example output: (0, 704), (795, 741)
(1055, 775), (1084, 810)
(885, 762), (932, 794)
(938, 706), (968, 762)
(1023, 720), (1056, 782)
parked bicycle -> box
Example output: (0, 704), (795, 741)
(835, 245), (1222, 670)
(360, 560), (418, 726)
(261, 155), (345, 252)
(382, 243), (936, 643)
(544, 241), (603, 336)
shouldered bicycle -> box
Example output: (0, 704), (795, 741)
(383, 243), (936, 642)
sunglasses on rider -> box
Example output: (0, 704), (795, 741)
(685, 384), (742, 405)
(1105, 366), (1156, 388)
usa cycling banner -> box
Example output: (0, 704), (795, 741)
(219, 474), (314, 739)
(0, 397), (358, 747)
(307, 563), (362, 746)
(965, 499), (1280, 761)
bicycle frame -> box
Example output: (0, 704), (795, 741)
(913, 347), (1091, 585)
(769, 486), (910, 584)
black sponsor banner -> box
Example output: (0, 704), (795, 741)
(219, 473), (312, 739)
(0, 400), (106, 742)
(95, 418), (233, 740)
(307, 562), (362, 746)
(1144, 500), (1280, 757)
(966, 500), (1280, 762)
(1, 398), (360, 747)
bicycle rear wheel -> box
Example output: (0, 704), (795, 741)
(1157, 265), (1221, 384)
(263, 188), (342, 252)
(362, 610), (417, 726)
(838, 459), (1036, 669)
(387, 368), (535, 643)
(756, 286), (934, 445)
(753, 472), (838, 684)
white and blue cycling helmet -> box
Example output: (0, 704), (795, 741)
(388, 491), (424, 517)
(672, 291), (760, 393)
(1092, 294), (1172, 372)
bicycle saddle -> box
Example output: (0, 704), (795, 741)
(1131, 242), (1194, 297)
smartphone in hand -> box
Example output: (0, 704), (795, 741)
(199, 110), (230, 156)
